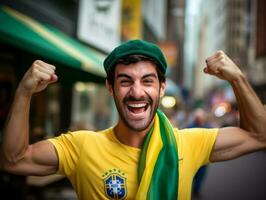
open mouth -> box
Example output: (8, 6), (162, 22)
(127, 103), (149, 114)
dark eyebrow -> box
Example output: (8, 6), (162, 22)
(116, 73), (158, 80)
(116, 73), (132, 79)
(142, 73), (158, 79)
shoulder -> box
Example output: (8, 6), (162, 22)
(56, 130), (97, 140)
(175, 128), (219, 137)
(174, 128), (219, 146)
(174, 128), (219, 165)
(49, 128), (113, 145)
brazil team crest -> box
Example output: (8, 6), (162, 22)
(102, 168), (127, 200)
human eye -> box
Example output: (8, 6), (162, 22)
(119, 79), (132, 86)
(143, 78), (155, 85)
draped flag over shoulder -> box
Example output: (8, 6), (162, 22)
(136, 109), (179, 200)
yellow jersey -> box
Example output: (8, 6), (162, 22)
(49, 127), (218, 200)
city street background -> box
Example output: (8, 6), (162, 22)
(0, 0), (265, 199)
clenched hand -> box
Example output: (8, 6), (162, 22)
(204, 51), (244, 82)
(18, 60), (58, 95)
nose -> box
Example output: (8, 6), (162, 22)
(129, 82), (145, 99)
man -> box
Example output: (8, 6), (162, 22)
(1, 40), (266, 200)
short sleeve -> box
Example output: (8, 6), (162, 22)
(48, 131), (86, 176)
(179, 128), (218, 166)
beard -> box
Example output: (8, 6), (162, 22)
(113, 91), (160, 132)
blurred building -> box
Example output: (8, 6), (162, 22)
(184, 0), (227, 100)
(247, 0), (266, 102)
(142, 0), (184, 79)
(183, 0), (265, 105)
(226, 0), (249, 67)
(0, 0), (118, 136)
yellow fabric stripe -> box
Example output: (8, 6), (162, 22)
(135, 114), (163, 199)
(4, 6), (104, 76)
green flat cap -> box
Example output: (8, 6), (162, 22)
(103, 39), (167, 74)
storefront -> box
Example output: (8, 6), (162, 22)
(0, 4), (117, 199)
(0, 6), (114, 139)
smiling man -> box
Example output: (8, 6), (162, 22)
(114, 61), (159, 129)
(1, 40), (266, 200)
(111, 56), (164, 146)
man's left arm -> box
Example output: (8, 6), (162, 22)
(203, 51), (266, 162)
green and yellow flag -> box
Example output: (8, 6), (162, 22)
(137, 109), (179, 199)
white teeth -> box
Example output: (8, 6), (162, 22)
(128, 103), (146, 108)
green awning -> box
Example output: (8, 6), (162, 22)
(0, 6), (106, 83)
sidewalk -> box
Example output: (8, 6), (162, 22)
(192, 151), (266, 200)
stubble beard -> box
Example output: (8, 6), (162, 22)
(113, 92), (160, 132)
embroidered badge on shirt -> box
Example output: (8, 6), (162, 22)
(102, 168), (127, 200)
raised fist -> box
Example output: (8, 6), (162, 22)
(18, 60), (58, 95)
(204, 51), (244, 82)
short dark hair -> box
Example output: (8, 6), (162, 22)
(106, 55), (166, 86)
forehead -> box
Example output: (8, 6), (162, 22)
(115, 61), (158, 77)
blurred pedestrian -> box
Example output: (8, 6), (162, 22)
(186, 108), (213, 197)
(1, 40), (266, 200)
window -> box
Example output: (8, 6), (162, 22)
(256, 0), (266, 57)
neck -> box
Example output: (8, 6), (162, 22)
(114, 119), (154, 148)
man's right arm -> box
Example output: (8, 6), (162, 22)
(1, 60), (58, 176)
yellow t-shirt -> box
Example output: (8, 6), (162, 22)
(49, 127), (218, 200)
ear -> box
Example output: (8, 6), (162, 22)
(106, 80), (114, 96)
(160, 81), (166, 98)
